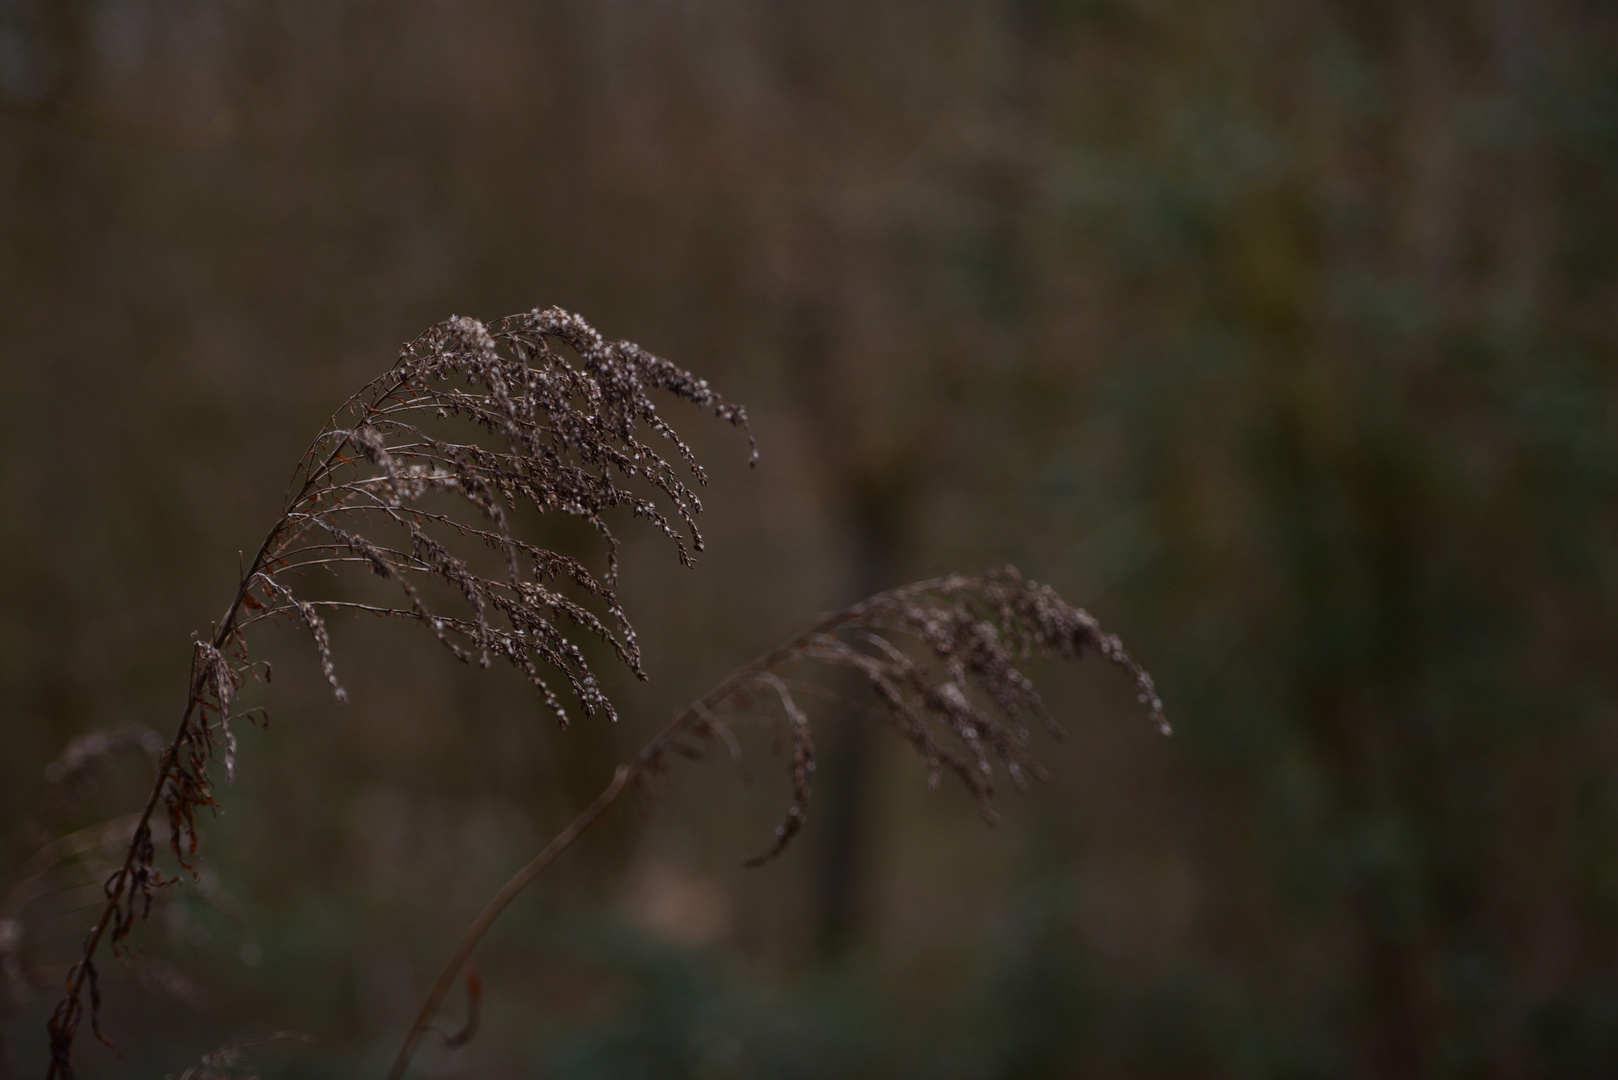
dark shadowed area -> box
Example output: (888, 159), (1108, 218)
(4, 2), (1618, 1077)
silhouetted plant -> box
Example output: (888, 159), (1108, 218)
(41, 309), (1164, 1080)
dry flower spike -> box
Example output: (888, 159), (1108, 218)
(675, 568), (1170, 867)
(384, 568), (1167, 1080)
(46, 308), (751, 1079)
(42, 306), (1165, 1080)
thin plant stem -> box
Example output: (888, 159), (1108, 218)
(381, 597), (880, 1080)
(381, 764), (632, 1080)
(384, 571), (1167, 1078)
(43, 309), (756, 1078)
(44, 399), (393, 1078)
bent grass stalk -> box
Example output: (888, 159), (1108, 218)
(40, 307), (1166, 1079)
(388, 573), (1167, 1079)
(46, 308), (752, 1079)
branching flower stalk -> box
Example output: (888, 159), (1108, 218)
(45, 308), (753, 1079)
(41, 305), (1167, 1080)
(385, 569), (1167, 1080)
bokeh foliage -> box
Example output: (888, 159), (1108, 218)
(4, 1), (1618, 1077)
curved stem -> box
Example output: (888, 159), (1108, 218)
(380, 585), (946, 1079)
(381, 764), (634, 1080)
(48, 550), (268, 1076)
(45, 398), (399, 1077)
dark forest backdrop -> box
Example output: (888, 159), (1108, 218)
(5, 1), (1618, 1077)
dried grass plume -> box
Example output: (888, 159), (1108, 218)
(40, 306), (1164, 1080)
(46, 308), (751, 1078)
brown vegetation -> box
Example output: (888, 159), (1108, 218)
(41, 310), (1163, 1079)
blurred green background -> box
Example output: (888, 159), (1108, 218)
(5, 1), (1618, 1077)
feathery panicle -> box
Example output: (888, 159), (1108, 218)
(245, 306), (753, 726)
(46, 309), (749, 1079)
(640, 567), (1168, 868)
(43, 306), (1162, 1080)
(388, 566), (1166, 1080)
